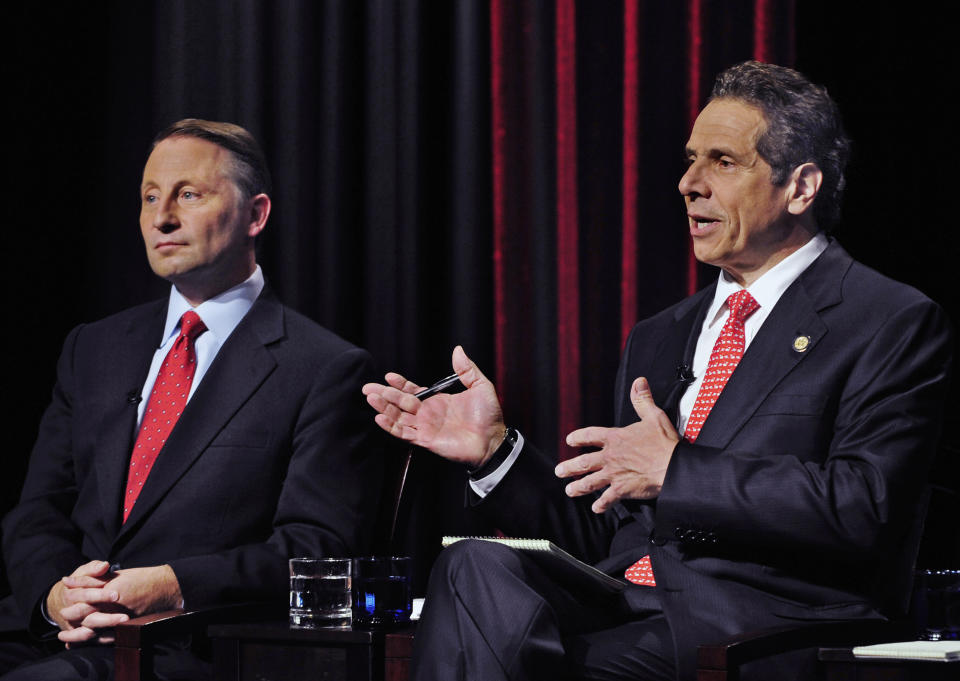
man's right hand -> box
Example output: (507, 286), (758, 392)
(362, 345), (507, 468)
(47, 559), (130, 645)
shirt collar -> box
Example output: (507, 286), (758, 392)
(704, 232), (829, 327)
(160, 266), (265, 345)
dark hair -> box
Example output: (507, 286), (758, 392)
(152, 119), (272, 200)
(710, 61), (850, 229)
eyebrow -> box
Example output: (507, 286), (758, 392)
(684, 145), (751, 166)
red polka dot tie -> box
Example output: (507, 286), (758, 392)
(624, 554), (656, 586)
(683, 290), (759, 443)
(623, 290), (759, 587)
(123, 311), (207, 522)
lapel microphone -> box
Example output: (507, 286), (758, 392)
(676, 364), (695, 384)
(126, 391), (143, 405)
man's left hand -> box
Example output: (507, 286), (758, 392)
(58, 565), (182, 645)
(557, 377), (679, 513)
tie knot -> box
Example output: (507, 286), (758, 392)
(726, 290), (759, 322)
(179, 311), (207, 342)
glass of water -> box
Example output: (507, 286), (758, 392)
(351, 556), (413, 628)
(289, 557), (352, 629)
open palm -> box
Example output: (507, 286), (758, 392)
(362, 346), (506, 467)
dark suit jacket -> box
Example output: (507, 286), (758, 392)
(475, 241), (953, 680)
(1, 289), (382, 634)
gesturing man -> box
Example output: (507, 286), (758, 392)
(1, 120), (381, 681)
(363, 62), (952, 681)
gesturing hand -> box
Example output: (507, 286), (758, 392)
(556, 377), (679, 514)
(362, 346), (506, 468)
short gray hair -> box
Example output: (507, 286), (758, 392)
(710, 61), (850, 229)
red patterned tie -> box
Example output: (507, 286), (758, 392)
(123, 311), (207, 522)
(683, 290), (759, 443)
(624, 290), (759, 587)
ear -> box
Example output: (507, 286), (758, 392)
(786, 163), (822, 216)
(246, 194), (271, 238)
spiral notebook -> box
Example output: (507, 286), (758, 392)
(441, 536), (627, 594)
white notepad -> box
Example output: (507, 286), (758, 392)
(852, 640), (960, 662)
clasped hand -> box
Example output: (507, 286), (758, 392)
(555, 377), (679, 513)
(47, 560), (181, 646)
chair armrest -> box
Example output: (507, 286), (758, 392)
(696, 619), (905, 681)
(115, 602), (282, 647)
(114, 602), (284, 681)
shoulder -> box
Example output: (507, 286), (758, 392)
(250, 296), (377, 377)
(73, 299), (166, 333)
(809, 241), (949, 328)
(59, 299), (166, 353)
(624, 285), (714, 342)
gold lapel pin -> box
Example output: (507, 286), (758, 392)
(792, 335), (811, 353)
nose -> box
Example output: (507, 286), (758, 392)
(678, 160), (707, 199)
(152, 196), (180, 234)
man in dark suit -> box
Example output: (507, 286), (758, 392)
(1, 120), (382, 680)
(362, 61), (953, 680)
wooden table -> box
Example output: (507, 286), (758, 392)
(209, 621), (416, 681)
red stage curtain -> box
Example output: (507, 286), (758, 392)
(491, 0), (797, 458)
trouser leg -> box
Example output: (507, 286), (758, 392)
(412, 540), (640, 681)
(0, 643), (114, 681)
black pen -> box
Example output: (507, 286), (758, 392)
(415, 373), (461, 399)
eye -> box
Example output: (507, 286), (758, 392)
(181, 190), (197, 200)
(142, 193), (158, 204)
(717, 158), (735, 169)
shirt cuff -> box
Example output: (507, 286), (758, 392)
(40, 593), (58, 627)
(468, 430), (524, 498)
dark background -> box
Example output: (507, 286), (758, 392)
(4, 1), (957, 592)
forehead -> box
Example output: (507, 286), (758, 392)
(687, 98), (767, 156)
(142, 135), (232, 185)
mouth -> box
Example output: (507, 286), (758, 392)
(688, 214), (721, 236)
(155, 241), (187, 252)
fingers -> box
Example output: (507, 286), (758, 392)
(373, 413), (418, 443)
(57, 610), (129, 645)
(554, 451), (603, 479)
(591, 486), (620, 514)
(80, 611), (130, 630)
(565, 426), (608, 449)
(59, 626), (98, 644)
(630, 377), (658, 418)
(384, 372), (423, 394)
(362, 370), (423, 403)
(562, 469), (610, 499)
(66, 560), (113, 583)
(630, 377), (680, 442)
(364, 384), (423, 417)
(451, 346), (491, 389)
(59, 587), (121, 625)
(62, 573), (112, 588)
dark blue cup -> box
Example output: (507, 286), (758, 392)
(351, 556), (413, 628)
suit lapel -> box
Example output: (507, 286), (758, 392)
(95, 303), (167, 539)
(662, 293), (712, 422)
(693, 241), (851, 448)
(617, 289), (712, 427)
(115, 293), (284, 539)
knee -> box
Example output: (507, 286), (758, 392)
(429, 540), (523, 595)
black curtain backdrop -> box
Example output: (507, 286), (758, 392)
(6, 1), (958, 593)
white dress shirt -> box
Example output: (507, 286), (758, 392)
(136, 266), (265, 429)
(676, 232), (828, 435)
